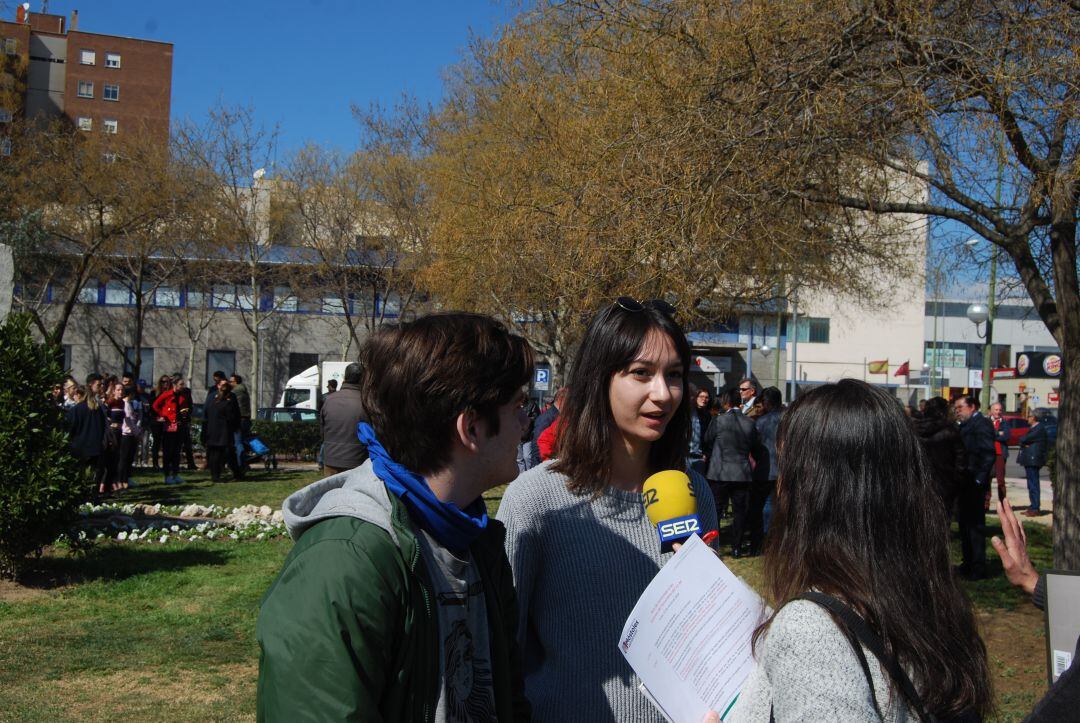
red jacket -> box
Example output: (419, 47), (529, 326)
(152, 389), (179, 426)
(537, 417), (562, 461)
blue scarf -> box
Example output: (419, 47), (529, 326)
(357, 422), (488, 551)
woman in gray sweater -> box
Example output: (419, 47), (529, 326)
(497, 299), (717, 722)
(731, 380), (992, 721)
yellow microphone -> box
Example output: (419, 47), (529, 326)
(641, 470), (707, 552)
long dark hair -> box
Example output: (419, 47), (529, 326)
(552, 302), (691, 497)
(754, 379), (992, 717)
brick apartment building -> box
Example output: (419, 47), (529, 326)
(0, 6), (172, 149)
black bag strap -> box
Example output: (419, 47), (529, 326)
(795, 592), (935, 723)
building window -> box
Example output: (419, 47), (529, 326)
(297, 297), (323, 313)
(77, 282), (100, 304)
(77, 116), (92, 131)
(4, 38), (16, 55)
(105, 52), (121, 68)
(104, 280), (133, 305)
(211, 285), (237, 309)
(77, 80), (94, 98)
(273, 286), (297, 312)
(377, 292), (401, 317)
(80, 49), (96, 65)
(322, 296), (346, 315)
(124, 348), (154, 380)
(794, 317), (830, 344)
(289, 353), (319, 378)
(103, 83), (119, 101)
(154, 286), (181, 307)
(206, 350), (236, 389)
(0, 138), (10, 156)
(103, 118), (118, 134)
(184, 288), (210, 308)
(0, 108), (11, 123)
(62, 344), (72, 372)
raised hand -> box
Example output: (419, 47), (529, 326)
(990, 498), (1039, 595)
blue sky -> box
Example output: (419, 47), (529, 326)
(33, 0), (517, 153)
(17, 0), (1004, 291)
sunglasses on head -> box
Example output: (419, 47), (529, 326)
(614, 296), (676, 316)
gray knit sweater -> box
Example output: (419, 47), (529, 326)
(730, 600), (915, 722)
(496, 461), (718, 722)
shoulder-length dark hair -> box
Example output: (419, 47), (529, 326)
(552, 302), (691, 497)
(754, 379), (992, 717)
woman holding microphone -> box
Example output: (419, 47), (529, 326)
(497, 298), (717, 722)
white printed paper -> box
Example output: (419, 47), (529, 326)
(1053, 649), (1073, 680)
(618, 534), (764, 722)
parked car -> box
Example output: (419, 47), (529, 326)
(1001, 414), (1031, 446)
(256, 407), (318, 423)
(1002, 410), (1058, 446)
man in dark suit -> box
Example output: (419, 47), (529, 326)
(704, 387), (761, 558)
(954, 394), (996, 579)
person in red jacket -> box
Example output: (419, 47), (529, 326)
(537, 415), (562, 461)
(151, 375), (183, 485)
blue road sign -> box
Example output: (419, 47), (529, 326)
(534, 368), (551, 391)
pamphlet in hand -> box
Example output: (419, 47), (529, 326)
(617, 533), (764, 722)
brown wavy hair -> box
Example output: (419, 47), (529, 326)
(753, 379), (992, 717)
(359, 312), (534, 475)
(552, 303), (691, 497)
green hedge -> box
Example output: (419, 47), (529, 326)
(250, 420), (321, 461)
(188, 418), (321, 461)
(0, 315), (87, 578)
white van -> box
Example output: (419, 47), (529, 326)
(277, 361), (350, 410)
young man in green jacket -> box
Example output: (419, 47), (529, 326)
(257, 313), (534, 722)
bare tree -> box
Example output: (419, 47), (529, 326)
(4, 122), (186, 349)
(176, 105), (295, 414)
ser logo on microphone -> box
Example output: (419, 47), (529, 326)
(642, 481), (695, 510)
(657, 514), (701, 544)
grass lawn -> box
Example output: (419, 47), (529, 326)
(0, 470), (1055, 721)
(113, 466), (325, 510)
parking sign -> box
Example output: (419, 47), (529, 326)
(534, 368), (550, 391)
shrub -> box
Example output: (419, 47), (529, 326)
(0, 314), (87, 578)
(251, 419), (321, 460)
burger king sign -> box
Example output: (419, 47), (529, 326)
(1043, 354), (1062, 376)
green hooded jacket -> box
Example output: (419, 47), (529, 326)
(256, 461), (531, 722)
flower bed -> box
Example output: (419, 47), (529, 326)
(73, 502), (289, 544)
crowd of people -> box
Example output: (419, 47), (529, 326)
(256, 300), (1074, 722)
(55, 370), (254, 498)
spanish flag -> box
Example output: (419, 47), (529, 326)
(868, 359), (889, 374)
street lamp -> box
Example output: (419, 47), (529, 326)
(966, 302), (989, 336)
(964, 235), (997, 409)
(965, 301), (992, 407)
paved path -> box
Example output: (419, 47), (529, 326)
(998, 464), (1054, 527)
